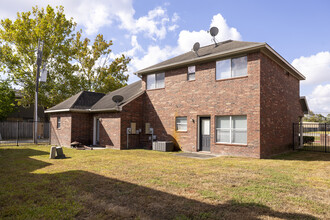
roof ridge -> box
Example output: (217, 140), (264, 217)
(70, 91), (84, 109)
(106, 80), (141, 95)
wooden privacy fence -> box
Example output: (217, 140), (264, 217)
(0, 121), (49, 140)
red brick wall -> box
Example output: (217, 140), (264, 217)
(121, 94), (144, 149)
(142, 52), (262, 158)
(92, 94), (144, 149)
(71, 113), (93, 145)
(50, 113), (72, 147)
(93, 113), (121, 149)
(260, 52), (303, 158)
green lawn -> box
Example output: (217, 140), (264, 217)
(0, 145), (329, 219)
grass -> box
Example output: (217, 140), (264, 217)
(0, 145), (329, 219)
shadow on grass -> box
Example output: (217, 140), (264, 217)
(0, 148), (318, 219)
(272, 150), (330, 162)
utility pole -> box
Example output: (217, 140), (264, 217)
(33, 40), (44, 144)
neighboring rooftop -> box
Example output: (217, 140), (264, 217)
(45, 81), (143, 113)
(300, 96), (310, 114)
(135, 40), (305, 80)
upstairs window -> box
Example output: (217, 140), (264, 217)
(147, 72), (165, 90)
(57, 117), (61, 129)
(176, 117), (187, 131)
(216, 56), (247, 80)
(187, 66), (195, 81)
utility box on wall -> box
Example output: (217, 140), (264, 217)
(152, 141), (174, 152)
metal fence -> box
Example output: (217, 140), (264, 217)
(293, 122), (330, 153)
(0, 121), (49, 145)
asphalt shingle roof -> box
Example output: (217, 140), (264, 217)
(45, 81), (143, 113)
(91, 80), (143, 111)
(46, 91), (105, 112)
(135, 40), (264, 75)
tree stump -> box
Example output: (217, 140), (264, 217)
(55, 147), (66, 159)
(50, 146), (56, 159)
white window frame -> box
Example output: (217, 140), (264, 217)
(57, 117), (61, 129)
(147, 72), (165, 90)
(215, 116), (247, 144)
(187, 66), (195, 81)
(176, 116), (187, 131)
(216, 56), (247, 80)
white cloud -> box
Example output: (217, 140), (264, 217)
(171, 13), (179, 23)
(291, 51), (330, 113)
(308, 84), (330, 113)
(117, 6), (177, 40)
(168, 24), (179, 31)
(130, 13), (242, 73)
(292, 51), (330, 85)
(177, 13), (242, 53)
(0, 0), (178, 38)
(130, 45), (176, 71)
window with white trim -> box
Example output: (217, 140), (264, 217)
(216, 56), (247, 80)
(57, 117), (61, 129)
(176, 117), (187, 131)
(147, 72), (165, 90)
(216, 116), (247, 144)
(187, 66), (195, 81)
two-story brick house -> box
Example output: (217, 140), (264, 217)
(46, 40), (307, 158)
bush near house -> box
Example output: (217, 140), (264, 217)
(303, 136), (315, 144)
(0, 145), (329, 219)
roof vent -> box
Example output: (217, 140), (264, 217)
(192, 42), (200, 57)
(208, 27), (219, 47)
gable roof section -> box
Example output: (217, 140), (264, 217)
(91, 80), (143, 112)
(134, 40), (305, 80)
(45, 81), (143, 113)
(45, 91), (105, 113)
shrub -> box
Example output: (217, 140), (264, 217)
(303, 136), (315, 144)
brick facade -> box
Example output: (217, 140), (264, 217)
(260, 53), (303, 157)
(93, 113), (121, 149)
(50, 113), (72, 147)
(142, 52), (261, 157)
(141, 51), (302, 158)
(49, 51), (303, 158)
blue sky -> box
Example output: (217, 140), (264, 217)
(1, 0), (330, 113)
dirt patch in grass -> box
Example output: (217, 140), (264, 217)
(0, 146), (329, 219)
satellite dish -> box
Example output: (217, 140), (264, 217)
(112, 95), (124, 104)
(193, 42), (200, 52)
(209, 27), (219, 46)
(192, 42), (200, 57)
(210, 27), (219, 37)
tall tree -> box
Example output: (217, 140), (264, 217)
(0, 80), (15, 120)
(73, 32), (130, 94)
(0, 5), (130, 108)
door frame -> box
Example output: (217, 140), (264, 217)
(197, 115), (211, 152)
(93, 117), (100, 145)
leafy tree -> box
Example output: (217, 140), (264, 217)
(72, 32), (130, 93)
(0, 5), (130, 108)
(0, 80), (15, 120)
(304, 111), (327, 123)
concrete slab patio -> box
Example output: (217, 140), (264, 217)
(175, 152), (219, 159)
